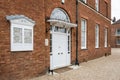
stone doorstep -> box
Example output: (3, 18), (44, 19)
(46, 65), (80, 75)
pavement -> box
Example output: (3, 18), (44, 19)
(29, 48), (120, 80)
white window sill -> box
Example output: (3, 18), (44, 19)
(81, 48), (87, 50)
(95, 47), (99, 49)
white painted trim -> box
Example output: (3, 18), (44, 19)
(104, 28), (108, 47)
(50, 8), (72, 70)
(47, 19), (77, 28)
(78, 1), (111, 22)
(81, 19), (87, 49)
(81, 0), (87, 3)
(62, 0), (65, 3)
(95, 0), (99, 11)
(11, 24), (34, 51)
(7, 15), (35, 51)
(95, 24), (99, 48)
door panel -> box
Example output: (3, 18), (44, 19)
(51, 33), (69, 69)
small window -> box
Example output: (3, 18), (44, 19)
(13, 27), (22, 43)
(95, 0), (99, 11)
(6, 15), (35, 51)
(81, 19), (87, 49)
(61, 0), (65, 4)
(81, 0), (87, 3)
(54, 27), (66, 33)
(104, 28), (108, 47)
(24, 29), (32, 43)
(116, 38), (120, 45)
(116, 29), (120, 36)
(95, 24), (99, 48)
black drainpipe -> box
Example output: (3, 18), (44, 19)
(75, 0), (79, 65)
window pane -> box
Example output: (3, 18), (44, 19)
(117, 29), (120, 35)
(95, 25), (99, 48)
(24, 29), (32, 43)
(81, 0), (87, 3)
(81, 19), (87, 49)
(105, 28), (108, 47)
(54, 27), (66, 33)
(13, 27), (22, 43)
(62, 0), (65, 3)
(81, 20), (86, 31)
(117, 38), (120, 44)
(95, 0), (99, 11)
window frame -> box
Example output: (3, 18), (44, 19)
(95, 0), (99, 11)
(95, 24), (99, 48)
(116, 38), (120, 45)
(104, 28), (108, 47)
(81, 19), (87, 49)
(81, 0), (87, 3)
(61, 0), (65, 4)
(116, 28), (120, 36)
(11, 24), (34, 51)
(6, 15), (35, 52)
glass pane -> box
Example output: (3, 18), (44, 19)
(117, 38), (120, 44)
(105, 29), (107, 47)
(81, 31), (85, 48)
(95, 25), (99, 48)
(13, 27), (22, 43)
(117, 29), (120, 34)
(24, 29), (32, 43)
(54, 27), (66, 33)
(81, 19), (86, 48)
(51, 9), (69, 22)
(81, 20), (86, 31)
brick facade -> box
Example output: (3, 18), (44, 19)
(78, 0), (111, 62)
(0, 0), (46, 80)
(0, 0), (111, 80)
(111, 20), (120, 48)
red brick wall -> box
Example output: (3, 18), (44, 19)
(99, 0), (109, 18)
(111, 23), (120, 48)
(77, 1), (111, 62)
(0, 0), (111, 80)
(86, 0), (111, 19)
(0, 0), (46, 80)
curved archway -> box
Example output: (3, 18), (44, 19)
(50, 8), (70, 22)
(47, 8), (77, 28)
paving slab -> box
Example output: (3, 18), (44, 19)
(29, 48), (120, 80)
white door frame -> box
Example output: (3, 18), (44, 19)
(50, 26), (71, 70)
(49, 8), (72, 70)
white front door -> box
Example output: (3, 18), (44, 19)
(49, 8), (73, 70)
(50, 27), (71, 70)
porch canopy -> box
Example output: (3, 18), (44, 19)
(47, 19), (77, 28)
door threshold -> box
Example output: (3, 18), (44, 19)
(48, 66), (73, 75)
(68, 65), (80, 70)
(54, 66), (72, 73)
